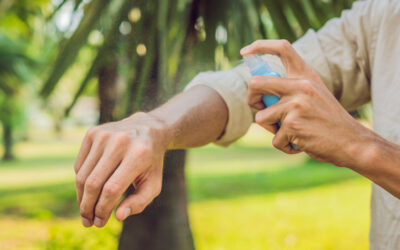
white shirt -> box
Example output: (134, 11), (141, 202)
(185, 0), (400, 249)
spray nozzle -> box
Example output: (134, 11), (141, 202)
(243, 54), (274, 74)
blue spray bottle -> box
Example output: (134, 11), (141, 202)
(243, 54), (298, 150)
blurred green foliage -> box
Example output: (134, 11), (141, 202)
(40, 0), (357, 117)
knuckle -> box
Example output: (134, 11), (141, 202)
(97, 131), (111, 142)
(80, 205), (91, 218)
(249, 76), (262, 90)
(134, 143), (151, 157)
(272, 136), (280, 148)
(74, 163), (79, 174)
(132, 111), (147, 119)
(254, 112), (264, 125)
(87, 126), (100, 139)
(103, 182), (121, 197)
(94, 205), (108, 219)
(85, 176), (102, 192)
(298, 80), (315, 95)
(279, 39), (291, 50)
(136, 206), (146, 214)
(153, 183), (162, 197)
(75, 174), (86, 188)
(291, 99), (303, 110)
(284, 117), (299, 131)
(113, 133), (131, 146)
(133, 201), (147, 214)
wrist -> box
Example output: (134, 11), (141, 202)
(145, 110), (179, 150)
(127, 111), (175, 151)
(345, 130), (382, 174)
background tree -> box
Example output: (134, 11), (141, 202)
(0, 34), (32, 161)
(0, 0), (51, 161)
(40, 0), (356, 249)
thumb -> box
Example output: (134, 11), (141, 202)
(115, 178), (162, 221)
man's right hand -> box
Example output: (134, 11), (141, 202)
(74, 112), (171, 228)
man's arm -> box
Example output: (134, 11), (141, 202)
(75, 85), (228, 228)
(242, 39), (400, 200)
(354, 137), (400, 199)
(151, 85), (228, 149)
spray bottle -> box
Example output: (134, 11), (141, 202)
(243, 54), (298, 150)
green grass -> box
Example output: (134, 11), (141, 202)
(0, 125), (370, 249)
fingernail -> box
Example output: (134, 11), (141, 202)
(122, 208), (131, 220)
(81, 217), (92, 227)
(94, 217), (103, 227)
(240, 45), (250, 54)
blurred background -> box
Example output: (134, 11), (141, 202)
(0, 0), (373, 249)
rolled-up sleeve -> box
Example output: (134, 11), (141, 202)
(185, 0), (382, 146)
(184, 55), (285, 147)
(184, 65), (253, 146)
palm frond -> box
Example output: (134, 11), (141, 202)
(40, 0), (112, 98)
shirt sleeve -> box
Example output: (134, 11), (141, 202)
(184, 64), (253, 147)
(184, 55), (284, 147)
(294, 0), (383, 111)
(185, 0), (383, 147)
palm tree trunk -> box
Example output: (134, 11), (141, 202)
(118, 150), (195, 250)
(98, 61), (118, 124)
(119, 41), (194, 250)
(2, 123), (14, 161)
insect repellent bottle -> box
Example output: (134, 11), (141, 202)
(243, 54), (298, 150)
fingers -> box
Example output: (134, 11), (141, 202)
(89, 155), (139, 228)
(240, 39), (308, 77)
(91, 145), (158, 227)
(247, 76), (298, 108)
(255, 102), (302, 154)
(272, 130), (295, 154)
(254, 103), (287, 134)
(78, 144), (125, 227)
(116, 177), (162, 221)
(74, 130), (95, 174)
(272, 113), (302, 154)
(75, 138), (105, 205)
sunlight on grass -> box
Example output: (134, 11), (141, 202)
(0, 126), (371, 249)
(191, 178), (370, 250)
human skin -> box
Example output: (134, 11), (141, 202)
(74, 85), (228, 227)
(241, 39), (400, 197)
(75, 39), (400, 228)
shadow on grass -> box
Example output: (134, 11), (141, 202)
(187, 159), (360, 202)
(0, 181), (78, 218)
(0, 159), (360, 219)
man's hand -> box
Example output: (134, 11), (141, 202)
(74, 112), (170, 228)
(74, 85), (229, 228)
(240, 40), (375, 168)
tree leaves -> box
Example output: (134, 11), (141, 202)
(40, 0), (112, 98)
(41, 0), (356, 117)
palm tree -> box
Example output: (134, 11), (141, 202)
(40, 0), (355, 249)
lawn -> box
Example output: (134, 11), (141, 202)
(0, 125), (370, 249)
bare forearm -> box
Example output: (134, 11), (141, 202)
(149, 85), (228, 149)
(352, 135), (400, 198)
